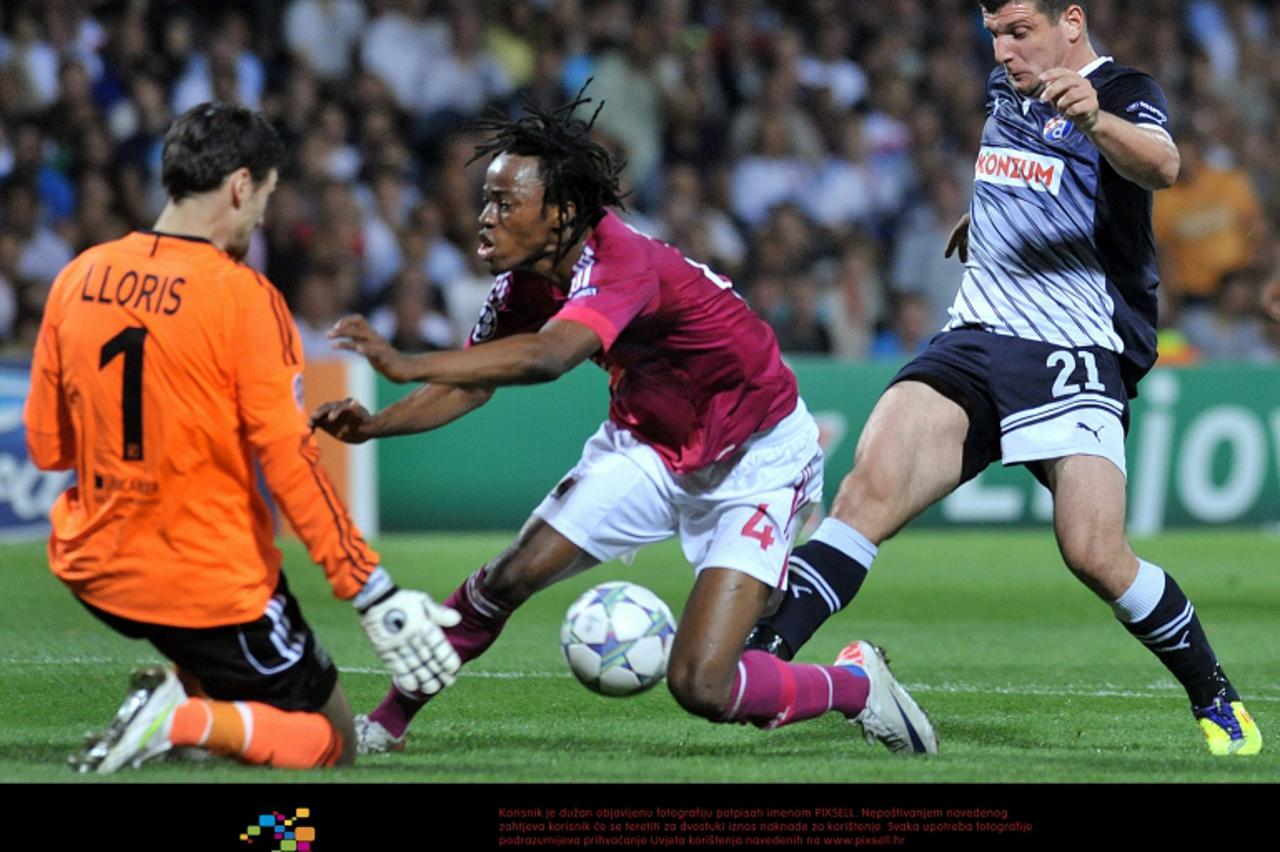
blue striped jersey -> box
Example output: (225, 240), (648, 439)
(946, 57), (1171, 396)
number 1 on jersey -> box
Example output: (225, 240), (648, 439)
(99, 326), (147, 460)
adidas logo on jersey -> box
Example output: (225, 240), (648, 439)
(974, 146), (1065, 196)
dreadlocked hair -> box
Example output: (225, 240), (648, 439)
(469, 83), (628, 264)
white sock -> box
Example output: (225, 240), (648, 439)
(811, 517), (878, 570)
(1110, 559), (1166, 623)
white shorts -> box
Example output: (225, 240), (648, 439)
(534, 400), (824, 590)
(1000, 397), (1127, 477)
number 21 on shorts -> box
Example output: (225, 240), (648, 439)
(1046, 349), (1105, 398)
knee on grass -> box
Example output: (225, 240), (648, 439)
(666, 660), (734, 721)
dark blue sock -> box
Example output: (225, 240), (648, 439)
(749, 519), (876, 660)
(1119, 568), (1238, 708)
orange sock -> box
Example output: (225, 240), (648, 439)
(169, 698), (344, 768)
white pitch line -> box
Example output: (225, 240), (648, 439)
(920, 681), (1183, 700)
(342, 666), (568, 679)
(0, 656), (569, 680)
(5, 657), (1277, 700)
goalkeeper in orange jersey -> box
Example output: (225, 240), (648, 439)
(24, 102), (460, 772)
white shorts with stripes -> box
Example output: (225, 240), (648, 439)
(534, 400), (824, 590)
(1001, 392), (1127, 476)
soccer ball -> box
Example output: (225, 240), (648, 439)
(560, 581), (677, 697)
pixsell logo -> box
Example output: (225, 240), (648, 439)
(240, 808), (317, 850)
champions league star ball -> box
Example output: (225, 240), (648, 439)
(561, 582), (676, 696)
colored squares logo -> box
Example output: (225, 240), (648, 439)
(240, 808), (315, 851)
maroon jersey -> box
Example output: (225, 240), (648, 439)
(468, 211), (798, 473)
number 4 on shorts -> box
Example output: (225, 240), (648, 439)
(740, 504), (775, 550)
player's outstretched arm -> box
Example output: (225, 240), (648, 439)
(1039, 68), (1180, 190)
(352, 568), (462, 696)
(329, 315), (602, 386)
(311, 382), (494, 443)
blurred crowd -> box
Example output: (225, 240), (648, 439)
(3, 0), (1280, 364)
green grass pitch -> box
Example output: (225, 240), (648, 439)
(1, 529), (1276, 783)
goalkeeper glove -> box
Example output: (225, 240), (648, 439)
(354, 568), (462, 696)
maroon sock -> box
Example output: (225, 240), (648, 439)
(368, 567), (516, 737)
(721, 649), (870, 729)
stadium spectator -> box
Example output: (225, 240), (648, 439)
(484, 0), (540, 90)
(1153, 130), (1266, 322)
(438, 238), (499, 345)
(0, 230), (18, 340)
(170, 12), (265, 113)
(2, 178), (72, 286)
(0, 9), (60, 112)
(773, 274), (833, 355)
(658, 162), (746, 279)
(730, 113), (814, 228)
(1264, 263), (1280, 322)
(1181, 266), (1275, 362)
(403, 197), (467, 299)
(818, 236), (885, 361)
(309, 180), (366, 277)
(413, 2), (513, 142)
(706, 0), (777, 111)
(43, 57), (100, 158)
(433, 129), (488, 244)
(804, 113), (885, 236)
(728, 64), (825, 166)
(5, 120), (75, 224)
(260, 178), (311, 299)
(70, 169), (128, 249)
(110, 74), (171, 173)
(283, 0), (367, 81)
(869, 291), (931, 361)
(369, 266), (456, 352)
(889, 167), (970, 331)
(294, 262), (352, 360)
(588, 17), (666, 207)
(93, 12), (151, 120)
(359, 0), (449, 115)
(765, 202), (824, 280)
(354, 167), (416, 297)
(660, 26), (730, 174)
(746, 270), (787, 328)
(748, 0), (1262, 757)
(510, 35), (570, 119)
(797, 19), (868, 111)
(25, 102), (460, 774)
(265, 66), (321, 150)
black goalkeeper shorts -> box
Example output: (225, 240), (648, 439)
(79, 574), (338, 713)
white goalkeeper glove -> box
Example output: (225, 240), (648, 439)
(354, 568), (462, 696)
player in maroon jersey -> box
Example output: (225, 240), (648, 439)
(312, 94), (936, 754)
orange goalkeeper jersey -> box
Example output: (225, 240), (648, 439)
(24, 230), (379, 627)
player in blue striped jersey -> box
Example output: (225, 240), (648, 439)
(748, 0), (1261, 756)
